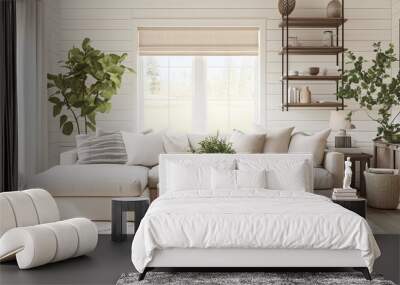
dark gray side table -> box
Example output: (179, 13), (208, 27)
(332, 197), (367, 218)
(112, 197), (149, 242)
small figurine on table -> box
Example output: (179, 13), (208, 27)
(343, 157), (353, 190)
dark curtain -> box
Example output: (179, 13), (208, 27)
(0, 0), (18, 192)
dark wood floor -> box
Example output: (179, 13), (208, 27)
(0, 236), (133, 285)
(1, 234), (399, 285)
(367, 207), (400, 234)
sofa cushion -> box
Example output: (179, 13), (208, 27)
(313, 167), (334, 190)
(288, 129), (331, 167)
(148, 165), (159, 189)
(75, 132), (127, 164)
(229, 131), (265, 153)
(163, 133), (191, 153)
(28, 165), (148, 197)
(253, 126), (294, 153)
(121, 131), (165, 167)
(187, 134), (208, 152)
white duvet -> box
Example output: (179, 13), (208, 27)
(131, 190), (380, 273)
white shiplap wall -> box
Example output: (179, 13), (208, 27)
(393, 0), (400, 76)
(392, 0), (400, 128)
(46, 0), (393, 166)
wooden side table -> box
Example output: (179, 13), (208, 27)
(111, 197), (149, 242)
(342, 153), (373, 198)
(332, 197), (367, 218)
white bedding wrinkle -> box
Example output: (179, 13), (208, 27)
(131, 190), (380, 273)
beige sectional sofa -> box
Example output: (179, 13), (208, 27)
(29, 129), (344, 221)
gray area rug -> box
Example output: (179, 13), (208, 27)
(116, 272), (396, 285)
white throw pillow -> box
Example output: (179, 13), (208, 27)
(211, 169), (267, 190)
(163, 133), (191, 153)
(236, 169), (267, 189)
(237, 157), (312, 191)
(121, 131), (165, 167)
(229, 131), (265, 153)
(97, 128), (152, 136)
(265, 161), (309, 191)
(288, 129), (331, 167)
(187, 134), (208, 152)
(167, 159), (235, 191)
(253, 125), (294, 153)
(211, 168), (236, 190)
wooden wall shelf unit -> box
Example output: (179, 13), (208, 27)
(280, 1), (346, 111)
(285, 102), (346, 108)
(282, 75), (342, 81)
(279, 17), (347, 28)
(280, 47), (347, 55)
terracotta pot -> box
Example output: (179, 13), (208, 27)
(327, 0), (342, 18)
(278, 0), (296, 16)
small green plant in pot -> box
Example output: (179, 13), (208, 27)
(47, 38), (134, 135)
(196, 133), (235, 154)
(337, 42), (400, 143)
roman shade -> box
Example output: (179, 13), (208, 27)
(138, 27), (259, 56)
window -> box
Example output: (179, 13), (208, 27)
(138, 26), (260, 133)
(141, 55), (257, 133)
(142, 56), (193, 132)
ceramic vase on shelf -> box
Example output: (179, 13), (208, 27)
(327, 0), (342, 18)
(278, 0), (296, 16)
(300, 86), (312, 104)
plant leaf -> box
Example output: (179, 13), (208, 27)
(82, 38), (91, 51)
(53, 104), (62, 117)
(49, 97), (61, 104)
(62, 121), (73, 135)
(86, 121), (96, 132)
(59, 114), (67, 128)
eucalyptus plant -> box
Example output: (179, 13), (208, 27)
(47, 38), (134, 135)
(196, 133), (235, 154)
(337, 42), (400, 142)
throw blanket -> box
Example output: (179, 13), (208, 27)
(131, 190), (380, 272)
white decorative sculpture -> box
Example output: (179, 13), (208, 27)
(343, 157), (353, 189)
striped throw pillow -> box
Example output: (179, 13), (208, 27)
(75, 132), (127, 164)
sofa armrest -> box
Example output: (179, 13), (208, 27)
(60, 149), (78, 165)
(324, 151), (344, 188)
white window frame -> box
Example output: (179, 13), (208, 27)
(133, 19), (266, 132)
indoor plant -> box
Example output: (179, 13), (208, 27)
(47, 38), (134, 135)
(337, 42), (400, 143)
(196, 133), (235, 154)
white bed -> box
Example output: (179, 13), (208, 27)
(131, 154), (380, 280)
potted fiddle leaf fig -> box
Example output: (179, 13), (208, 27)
(47, 38), (134, 135)
(338, 42), (400, 143)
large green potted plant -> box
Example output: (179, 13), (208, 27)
(337, 42), (400, 143)
(47, 38), (134, 135)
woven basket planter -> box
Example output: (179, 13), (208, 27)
(364, 171), (400, 209)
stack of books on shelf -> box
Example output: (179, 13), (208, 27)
(332, 188), (358, 200)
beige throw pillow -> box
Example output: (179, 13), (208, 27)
(163, 133), (191, 153)
(229, 131), (265, 153)
(187, 134), (208, 152)
(253, 126), (294, 153)
(288, 129), (331, 167)
(121, 131), (165, 167)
